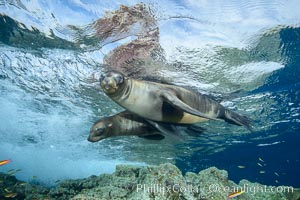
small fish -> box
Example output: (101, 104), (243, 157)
(274, 172), (279, 176)
(7, 169), (15, 173)
(18, 182), (27, 186)
(15, 169), (22, 172)
(55, 180), (61, 183)
(259, 171), (265, 174)
(275, 180), (279, 183)
(0, 159), (11, 166)
(258, 157), (264, 162)
(257, 163), (263, 167)
(4, 193), (18, 198)
(228, 190), (245, 198)
(237, 165), (246, 169)
(4, 188), (11, 192)
(8, 172), (17, 176)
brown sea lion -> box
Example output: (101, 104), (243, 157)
(99, 71), (252, 130)
(88, 111), (164, 142)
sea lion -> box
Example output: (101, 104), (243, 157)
(88, 111), (164, 142)
(99, 71), (252, 130)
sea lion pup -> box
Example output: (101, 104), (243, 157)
(99, 71), (252, 130)
(88, 111), (164, 142)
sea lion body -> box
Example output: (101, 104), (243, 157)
(88, 111), (161, 142)
(119, 80), (215, 124)
(100, 71), (252, 130)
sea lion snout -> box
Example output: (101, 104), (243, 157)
(88, 122), (107, 142)
(87, 135), (99, 142)
(100, 76), (116, 93)
(100, 71), (124, 94)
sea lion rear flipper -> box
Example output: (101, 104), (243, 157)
(161, 92), (218, 121)
(223, 109), (253, 131)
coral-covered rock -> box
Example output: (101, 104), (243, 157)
(1, 164), (299, 200)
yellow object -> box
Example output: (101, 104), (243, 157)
(228, 190), (245, 198)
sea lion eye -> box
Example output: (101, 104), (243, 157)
(115, 74), (123, 83)
(96, 127), (105, 134)
(99, 74), (105, 82)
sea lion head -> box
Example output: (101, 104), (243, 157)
(100, 71), (125, 95)
(88, 118), (113, 142)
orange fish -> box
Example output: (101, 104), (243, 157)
(0, 159), (11, 166)
(228, 190), (245, 198)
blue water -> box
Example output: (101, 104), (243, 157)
(0, 0), (299, 188)
(177, 27), (300, 187)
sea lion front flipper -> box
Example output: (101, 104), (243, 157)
(139, 134), (165, 140)
(145, 120), (185, 141)
(161, 92), (219, 121)
(187, 124), (205, 132)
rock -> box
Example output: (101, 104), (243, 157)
(87, 3), (170, 85)
(97, 3), (168, 80)
(0, 164), (299, 200)
(54, 164), (300, 200)
(103, 28), (166, 79)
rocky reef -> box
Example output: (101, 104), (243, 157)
(1, 163), (299, 200)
